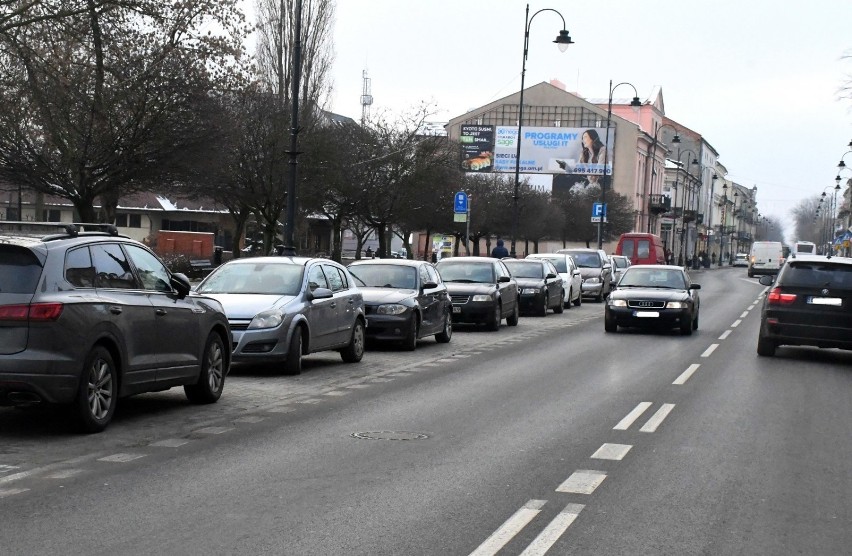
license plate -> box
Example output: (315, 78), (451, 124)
(453, 306), (462, 313)
(808, 296), (842, 306)
(634, 311), (659, 318)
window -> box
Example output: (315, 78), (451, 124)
(129, 214), (142, 228)
(419, 265), (431, 286)
(124, 244), (172, 292)
(637, 240), (650, 259)
(64, 247), (95, 288)
(308, 265), (328, 290)
(115, 214), (128, 227)
(323, 265), (345, 292)
(426, 265), (441, 285)
(42, 209), (61, 222)
(90, 244), (139, 289)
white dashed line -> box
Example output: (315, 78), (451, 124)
(345, 384), (371, 389)
(639, 404), (675, 433)
(748, 304), (756, 310)
(673, 364), (700, 385)
(469, 499), (547, 556)
(0, 465), (20, 474)
(718, 330), (732, 340)
(150, 438), (190, 448)
(0, 488), (29, 498)
(44, 469), (82, 479)
(298, 398), (322, 403)
(98, 453), (145, 463)
(266, 407), (296, 413)
(556, 470), (607, 494)
(234, 416), (265, 424)
(0, 455), (92, 486)
(193, 426), (233, 435)
(519, 503), (585, 556)
(731, 319), (742, 327)
(591, 443), (632, 460)
(369, 378), (392, 383)
(701, 344), (719, 357)
(614, 402), (653, 430)
(323, 390), (349, 396)
(740, 311), (749, 318)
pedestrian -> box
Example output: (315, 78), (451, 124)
(365, 246), (373, 259)
(711, 252), (717, 265)
(491, 238), (509, 258)
(431, 251), (438, 263)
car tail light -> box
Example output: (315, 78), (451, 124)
(0, 303), (64, 322)
(767, 287), (796, 305)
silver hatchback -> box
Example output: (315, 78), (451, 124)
(196, 257), (366, 374)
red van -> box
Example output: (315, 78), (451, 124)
(615, 233), (666, 265)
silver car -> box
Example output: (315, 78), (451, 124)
(196, 257), (366, 374)
(525, 253), (583, 307)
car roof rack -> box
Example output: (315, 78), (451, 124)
(0, 221), (119, 238)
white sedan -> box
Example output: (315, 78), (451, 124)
(525, 253), (583, 307)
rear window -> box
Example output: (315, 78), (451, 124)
(621, 240), (634, 258)
(781, 263), (852, 289)
(537, 257), (567, 273)
(566, 251), (601, 268)
(0, 246), (43, 293)
(504, 261), (544, 279)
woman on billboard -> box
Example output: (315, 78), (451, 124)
(579, 129), (607, 184)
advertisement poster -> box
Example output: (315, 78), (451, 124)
(491, 126), (614, 177)
(460, 125), (495, 172)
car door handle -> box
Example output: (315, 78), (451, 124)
(155, 309), (167, 316)
(330, 302), (337, 309)
(348, 299), (355, 304)
(109, 306), (122, 315)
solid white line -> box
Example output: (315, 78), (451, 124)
(740, 311), (749, 318)
(673, 364), (700, 385)
(701, 344), (719, 357)
(731, 319), (742, 328)
(640, 403), (676, 433)
(591, 443), (632, 460)
(555, 470), (607, 494)
(613, 402), (653, 430)
(519, 504), (585, 556)
(468, 500), (546, 556)
(718, 330), (732, 340)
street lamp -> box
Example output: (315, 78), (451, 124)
(718, 182), (728, 266)
(510, 3), (573, 258)
(729, 190), (740, 264)
(673, 148), (698, 265)
(642, 123), (680, 233)
(281, 0), (304, 256)
(597, 80), (642, 249)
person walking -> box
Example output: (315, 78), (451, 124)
(491, 238), (509, 258)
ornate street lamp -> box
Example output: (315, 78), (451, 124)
(510, 4), (573, 258)
(643, 123), (680, 233)
(718, 182), (728, 266)
(281, 0), (304, 256)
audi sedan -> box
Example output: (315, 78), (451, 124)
(604, 265), (700, 335)
(347, 259), (452, 350)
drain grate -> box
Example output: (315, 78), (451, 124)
(351, 431), (429, 441)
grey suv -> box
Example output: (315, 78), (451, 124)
(0, 222), (231, 433)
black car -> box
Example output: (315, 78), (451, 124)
(347, 259), (452, 350)
(604, 264), (700, 335)
(0, 222), (231, 432)
(503, 258), (564, 316)
(757, 254), (852, 356)
(434, 256), (519, 330)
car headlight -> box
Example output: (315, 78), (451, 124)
(471, 294), (492, 302)
(377, 304), (407, 315)
(248, 309), (284, 329)
(586, 277), (601, 284)
(609, 299), (627, 307)
(521, 288), (540, 294)
(665, 301), (687, 309)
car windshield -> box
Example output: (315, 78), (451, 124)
(348, 264), (417, 289)
(565, 252), (601, 268)
(783, 263), (852, 288)
(197, 262), (304, 295)
(0, 246), (42, 294)
(532, 256), (567, 273)
(619, 268), (686, 289)
(504, 261), (544, 279)
(437, 262), (494, 283)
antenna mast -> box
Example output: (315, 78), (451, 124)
(360, 69), (373, 126)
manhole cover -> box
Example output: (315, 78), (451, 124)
(351, 431), (429, 441)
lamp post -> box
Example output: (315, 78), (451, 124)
(718, 183), (728, 266)
(674, 149), (698, 266)
(642, 123), (680, 233)
(510, 4), (573, 258)
(597, 80), (642, 249)
(281, 0), (304, 256)
(729, 190), (739, 264)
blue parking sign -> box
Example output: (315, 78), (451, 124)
(454, 191), (468, 213)
(591, 202), (607, 223)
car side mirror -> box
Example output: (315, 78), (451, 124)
(546, 272), (557, 279)
(422, 281), (438, 290)
(689, 284), (701, 290)
(170, 273), (191, 299)
(498, 276), (511, 283)
(309, 287), (334, 300)
(758, 275), (775, 286)
(573, 270), (581, 277)
(602, 264), (612, 271)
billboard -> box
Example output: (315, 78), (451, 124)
(460, 125), (614, 177)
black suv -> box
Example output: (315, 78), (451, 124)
(0, 222), (231, 432)
(757, 254), (852, 357)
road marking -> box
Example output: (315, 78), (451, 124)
(345, 384), (371, 389)
(193, 426), (234, 435)
(748, 304), (756, 310)
(369, 378), (392, 383)
(614, 402), (653, 430)
(701, 344), (719, 357)
(298, 398), (322, 403)
(150, 438), (190, 447)
(98, 453), (145, 463)
(323, 390), (349, 396)
(731, 319), (742, 328)
(0, 488), (29, 498)
(640, 404), (675, 433)
(519, 503), (585, 556)
(267, 407), (296, 413)
(740, 311), (749, 318)
(436, 358), (455, 363)
(44, 469), (82, 479)
(591, 443), (632, 461)
(0, 455), (92, 486)
(556, 470), (607, 494)
(234, 416), (265, 424)
(673, 364), (700, 385)
(0, 464), (20, 474)
(453, 354), (471, 358)
(718, 330), (732, 340)
(468, 499), (547, 556)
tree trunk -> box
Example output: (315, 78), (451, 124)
(423, 227), (432, 260)
(331, 215), (343, 262)
(376, 221), (388, 258)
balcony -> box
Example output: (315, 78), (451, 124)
(682, 209), (697, 223)
(648, 194), (671, 215)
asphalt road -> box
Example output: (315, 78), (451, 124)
(2, 266), (851, 555)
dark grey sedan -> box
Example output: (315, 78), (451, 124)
(347, 259), (452, 350)
(435, 257), (519, 331)
(503, 259), (564, 316)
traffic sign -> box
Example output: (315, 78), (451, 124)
(591, 202), (607, 223)
(454, 191), (468, 213)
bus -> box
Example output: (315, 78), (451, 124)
(793, 240), (816, 255)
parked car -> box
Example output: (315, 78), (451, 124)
(525, 253), (582, 308)
(604, 264), (701, 335)
(0, 222), (231, 433)
(195, 256), (365, 374)
(614, 233), (666, 265)
(503, 258), (564, 316)
(733, 253), (749, 267)
(756, 255), (852, 356)
(556, 248), (613, 301)
(434, 256), (519, 330)
(347, 259), (452, 350)
(610, 255), (632, 284)
(748, 241), (785, 277)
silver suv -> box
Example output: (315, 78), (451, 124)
(0, 222), (231, 433)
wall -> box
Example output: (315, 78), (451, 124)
(154, 230), (215, 259)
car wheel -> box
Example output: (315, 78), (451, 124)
(680, 314), (693, 336)
(604, 313), (617, 333)
(574, 290), (582, 306)
(692, 310), (699, 331)
(554, 292), (564, 313)
(402, 314), (419, 351)
(340, 319), (365, 363)
(757, 331), (776, 357)
(185, 332), (226, 403)
(435, 311), (452, 343)
(538, 294), (549, 316)
(506, 302), (519, 326)
(487, 302), (501, 331)
(74, 345), (117, 433)
(595, 291), (603, 303)
(283, 326), (303, 375)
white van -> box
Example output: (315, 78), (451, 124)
(748, 241), (785, 277)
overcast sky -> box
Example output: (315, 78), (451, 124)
(318, 0), (851, 239)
